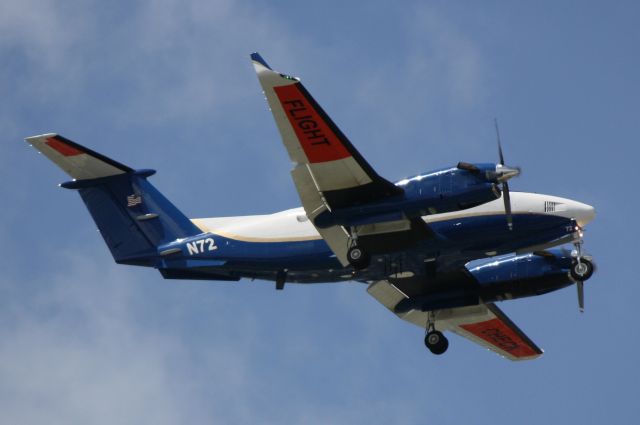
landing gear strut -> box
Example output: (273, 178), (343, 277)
(347, 228), (370, 270)
(571, 233), (595, 312)
(424, 313), (449, 355)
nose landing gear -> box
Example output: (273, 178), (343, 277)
(570, 258), (594, 281)
(571, 234), (595, 312)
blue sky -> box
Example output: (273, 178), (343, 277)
(1, 1), (639, 423)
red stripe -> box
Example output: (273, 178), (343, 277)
(460, 318), (539, 358)
(46, 137), (84, 156)
(274, 84), (351, 163)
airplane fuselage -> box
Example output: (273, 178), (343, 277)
(156, 190), (594, 287)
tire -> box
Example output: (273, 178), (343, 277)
(425, 331), (449, 355)
(348, 246), (370, 270)
(348, 246), (363, 261)
(570, 259), (594, 281)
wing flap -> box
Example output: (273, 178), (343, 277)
(291, 164), (350, 265)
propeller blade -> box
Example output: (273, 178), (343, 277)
(577, 280), (585, 312)
(503, 181), (513, 230)
(494, 118), (505, 165)
(494, 119), (515, 230)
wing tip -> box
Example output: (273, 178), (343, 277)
(508, 352), (544, 361)
(250, 52), (272, 70)
(25, 133), (58, 143)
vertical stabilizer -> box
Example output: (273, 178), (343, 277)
(26, 134), (202, 265)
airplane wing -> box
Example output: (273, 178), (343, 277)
(251, 53), (405, 264)
(250, 53), (402, 208)
(439, 303), (543, 360)
(367, 280), (543, 361)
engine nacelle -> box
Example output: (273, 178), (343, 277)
(394, 248), (583, 313)
(468, 248), (576, 302)
(314, 165), (500, 229)
(399, 164), (502, 213)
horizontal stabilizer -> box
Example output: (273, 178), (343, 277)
(25, 133), (132, 180)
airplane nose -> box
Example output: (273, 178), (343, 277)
(574, 202), (596, 227)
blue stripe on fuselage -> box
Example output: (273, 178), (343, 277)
(170, 213), (574, 275)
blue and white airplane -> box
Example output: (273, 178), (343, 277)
(26, 53), (595, 360)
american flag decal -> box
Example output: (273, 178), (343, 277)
(127, 194), (142, 207)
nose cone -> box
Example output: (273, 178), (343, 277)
(530, 193), (596, 227)
(573, 201), (596, 227)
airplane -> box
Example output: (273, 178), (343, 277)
(25, 52), (596, 360)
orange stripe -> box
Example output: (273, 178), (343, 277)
(46, 137), (83, 156)
(274, 84), (351, 163)
(460, 318), (539, 358)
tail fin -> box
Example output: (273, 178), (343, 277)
(26, 134), (201, 265)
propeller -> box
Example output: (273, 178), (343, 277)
(577, 280), (585, 312)
(456, 119), (520, 230)
(493, 119), (520, 231)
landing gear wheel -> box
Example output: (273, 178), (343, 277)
(570, 258), (594, 281)
(424, 330), (449, 355)
(348, 246), (370, 270)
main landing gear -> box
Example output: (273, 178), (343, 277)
(424, 313), (448, 355)
(425, 330), (449, 355)
(347, 228), (370, 270)
(347, 245), (370, 270)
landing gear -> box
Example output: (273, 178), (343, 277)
(571, 240), (594, 283)
(424, 330), (449, 355)
(424, 312), (449, 355)
(347, 245), (370, 270)
(570, 258), (594, 281)
(347, 228), (370, 270)
(571, 235), (595, 312)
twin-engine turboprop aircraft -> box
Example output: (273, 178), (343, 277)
(26, 53), (596, 360)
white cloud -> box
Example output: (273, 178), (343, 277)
(0, 250), (437, 424)
(407, 6), (485, 108)
(0, 0), (296, 123)
(0, 0), (79, 63)
(0, 250), (269, 424)
(0, 0), (302, 219)
(346, 4), (488, 174)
